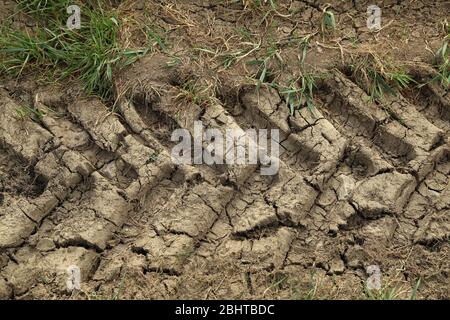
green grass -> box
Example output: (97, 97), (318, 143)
(365, 69), (414, 101)
(433, 34), (450, 88)
(241, 0), (278, 12)
(269, 32), (323, 115)
(245, 33), (322, 115)
(298, 33), (315, 65)
(14, 104), (44, 122)
(365, 285), (401, 300)
(276, 73), (321, 115)
(247, 42), (281, 90)
(349, 51), (415, 101)
(146, 151), (160, 164)
(0, 0), (150, 100)
(321, 7), (336, 35)
(145, 26), (167, 53)
(17, 0), (73, 19)
(175, 79), (214, 107)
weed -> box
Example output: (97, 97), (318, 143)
(298, 33), (315, 65)
(410, 278), (421, 300)
(0, 1), (151, 100)
(245, 32), (321, 115)
(166, 56), (181, 68)
(365, 285), (401, 300)
(247, 40), (283, 90)
(175, 79), (213, 107)
(321, 6), (336, 35)
(252, 58), (270, 89)
(303, 270), (321, 300)
(276, 73), (321, 115)
(219, 40), (262, 69)
(145, 26), (168, 53)
(14, 105), (44, 122)
(111, 272), (127, 300)
(236, 27), (254, 42)
(240, 0), (291, 25)
(241, 0), (280, 13)
(146, 151), (159, 164)
(433, 34), (450, 88)
(364, 278), (422, 300)
(264, 273), (289, 295)
(348, 50), (415, 101)
(286, 271), (322, 300)
(17, 0), (73, 21)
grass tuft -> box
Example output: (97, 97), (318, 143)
(348, 49), (415, 101)
(321, 6), (336, 35)
(365, 278), (422, 300)
(433, 34), (450, 88)
(175, 79), (215, 107)
(14, 104), (44, 122)
(0, 0), (151, 100)
(276, 73), (321, 115)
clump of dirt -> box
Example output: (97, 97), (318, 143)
(0, 0), (449, 300)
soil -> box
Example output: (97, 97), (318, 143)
(0, 0), (449, 299)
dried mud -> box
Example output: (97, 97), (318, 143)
(0, 0), (449, 299)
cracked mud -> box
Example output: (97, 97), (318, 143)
(0, 0), (449, 299)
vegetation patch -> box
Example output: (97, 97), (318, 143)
(0, 0), (153, 100)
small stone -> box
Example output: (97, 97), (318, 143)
(345, 246), (367, 268)
(328, 257), (345, 275)
(336, 175), (356, 200)
(36, 238), (56, 252)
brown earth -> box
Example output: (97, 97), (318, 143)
(0, 0), (449, 299)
